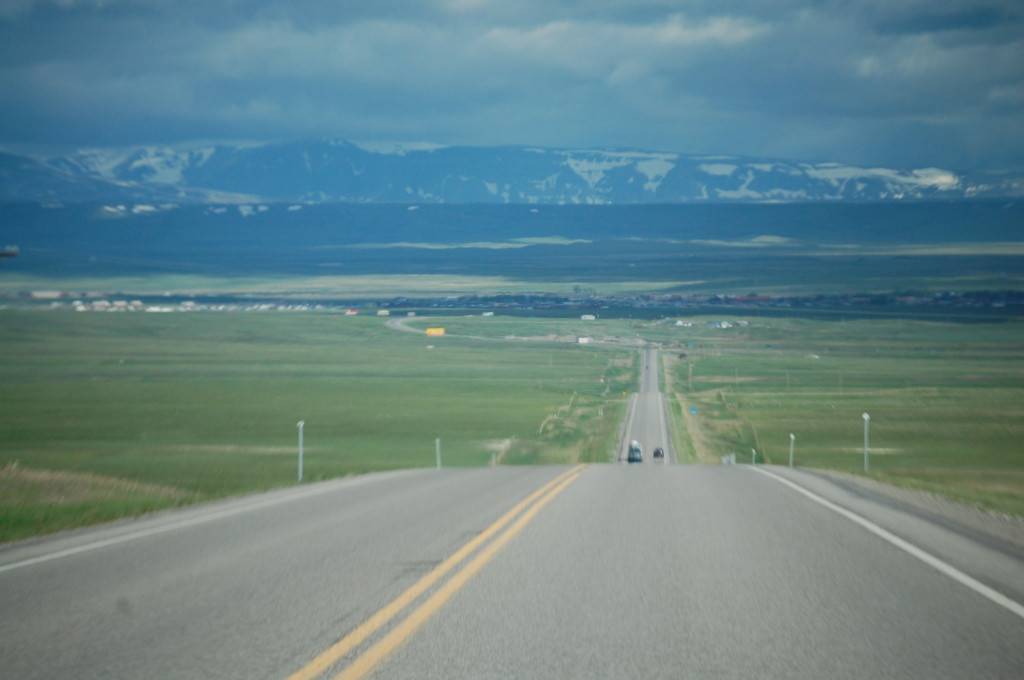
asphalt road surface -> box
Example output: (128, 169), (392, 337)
(620, 348), (674, 463)
(2, 350), (1023, 678)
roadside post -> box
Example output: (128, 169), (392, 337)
(436, 438), (441, 469)
(297, 420), (305, 482)
(751, 448), (756, 465)
(863, 413), (870, 473)
(789, 433), (795, 468)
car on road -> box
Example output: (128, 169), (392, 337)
(653, 447), (664, 460)
(627, 441), (643, 463)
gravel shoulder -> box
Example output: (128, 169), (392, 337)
(787, 466), (1024, 559)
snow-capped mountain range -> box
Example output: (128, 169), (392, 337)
(1, 139), (1020, 204)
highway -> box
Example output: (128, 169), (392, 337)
(2, 350), (1023, 678)
(620, 347), (674, 463)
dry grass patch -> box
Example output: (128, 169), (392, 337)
(877, 468), (1024, 516)
(158, 445), (299, 456)
(483, 438), (514, 464)
(0, 462), (190, 506)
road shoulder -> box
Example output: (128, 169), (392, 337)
(754, 465), (1024, 607)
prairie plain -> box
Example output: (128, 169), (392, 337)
(3, 199), (1024, 540)
(404, 313), (1024, 522)
(0, 311), (633, 541)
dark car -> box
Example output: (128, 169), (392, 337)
(653, 447), (664, 460)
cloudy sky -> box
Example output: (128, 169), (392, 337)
(1, 0), (1022, 171)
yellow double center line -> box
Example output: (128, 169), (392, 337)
(286, 464), (587, 680)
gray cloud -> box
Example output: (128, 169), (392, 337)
(1, 0), (1022, 170)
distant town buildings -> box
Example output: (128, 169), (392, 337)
(6, 289), (1022, 316)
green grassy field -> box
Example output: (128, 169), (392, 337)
(391, 313), (1024, 516)
(651, 316), (1024, 516)
(0, 311), (633, 541)
(3, 309), (1023, 542)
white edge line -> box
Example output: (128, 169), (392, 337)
(751, 466), (1024, 621)
(0, 472), (414, 575)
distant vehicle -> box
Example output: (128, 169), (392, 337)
(653, 447), (664, 460)
(627, 440), (643, 463)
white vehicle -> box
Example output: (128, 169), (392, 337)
(627, 440), (643, 463)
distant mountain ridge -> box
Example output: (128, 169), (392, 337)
(2, 140), (1022, 204)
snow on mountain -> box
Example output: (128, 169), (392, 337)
(118, 148), (191, 184)
(1, 140), (1018, 204)
(53, 146), (219, 187)
(802, 163), (960, 196)
(699, 163), (739, 176)
(352, 140), (448, 155)
(561, 149), (678, 194)
(634, 157), (676, 192)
